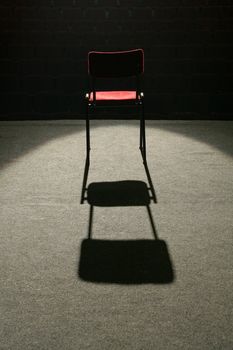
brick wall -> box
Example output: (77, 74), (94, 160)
(1, 0), (233, 119)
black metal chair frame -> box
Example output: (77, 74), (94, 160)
(81, 49), (156, 204)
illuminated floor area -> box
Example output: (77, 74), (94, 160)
(0, 120), (232, 350)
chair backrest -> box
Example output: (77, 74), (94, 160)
(88, 49), (144, 78)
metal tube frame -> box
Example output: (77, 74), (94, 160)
(81, 92), (156, 204)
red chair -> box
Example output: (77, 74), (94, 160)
(81, 49), (156, 204)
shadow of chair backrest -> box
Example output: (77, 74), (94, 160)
(78, 239), (174, 284)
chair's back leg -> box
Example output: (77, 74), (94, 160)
(140, 100), (146, 161)
(86, 102), (91, 162)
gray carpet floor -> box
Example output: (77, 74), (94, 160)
(0, 120), (232, 350)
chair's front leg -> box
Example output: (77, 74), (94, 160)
(85, 94), (91, 163)
(81, 95), (91, 204)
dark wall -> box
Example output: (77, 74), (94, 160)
(1, 0), (233, 119)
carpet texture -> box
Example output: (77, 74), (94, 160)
(0, 120), (232, 350)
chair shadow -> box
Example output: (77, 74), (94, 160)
(87, 180), (157, 239)
(88, 180), (151, 206)
(78, 180), (175, 284)
(78, 239), (174, 284)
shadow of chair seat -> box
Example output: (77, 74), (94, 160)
(86, 180), (158, 239)
(87, 180), (151, 206)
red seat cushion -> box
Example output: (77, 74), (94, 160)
(89, 91), (138, 101)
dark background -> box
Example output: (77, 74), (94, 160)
(1, 0), (233, 120)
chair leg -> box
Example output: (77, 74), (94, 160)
(81, 103), (91, 204)
(140, 101), (146, 161)
(140, 116), (143, 150)
(86, 104), (90, 162)
(80, 155), (90, 204)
